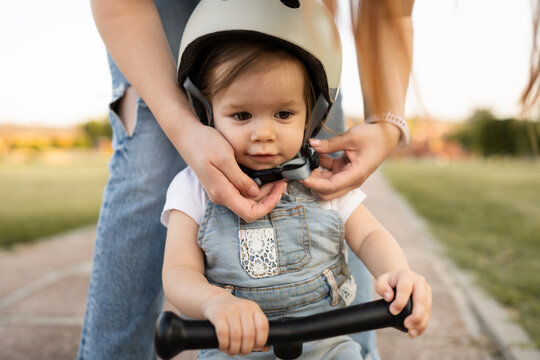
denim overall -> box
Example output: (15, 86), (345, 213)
(197, 182), (362, 359)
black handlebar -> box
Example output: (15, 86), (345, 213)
(154, 298), (412, 359)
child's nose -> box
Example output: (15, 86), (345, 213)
(251, 118), (276, 142)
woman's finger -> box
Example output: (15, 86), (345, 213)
(303, 169), (357, 200)
(309, 133), (354, 154)
(316, 153), (337, 170)
(204, 170), (285, 222)
(242, 181), (287, 222)
(214, 154), (260, 199)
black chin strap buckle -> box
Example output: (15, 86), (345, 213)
(241, 145), (320, 186)
(239, 166), (284, 186)
(304, 144), (320, 170)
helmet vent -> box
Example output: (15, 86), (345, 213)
(280, 0), (300, 9)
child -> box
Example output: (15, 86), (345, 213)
(162, 1), (431, 359)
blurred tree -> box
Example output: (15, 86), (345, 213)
(448, 109), (540, 157)
(81, 117), (112, 146)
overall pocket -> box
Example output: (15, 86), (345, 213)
(238, 205), (311, 278)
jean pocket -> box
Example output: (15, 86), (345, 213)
(238, 205), (311, 278)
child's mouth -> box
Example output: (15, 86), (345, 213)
(249, 154), (277, 163)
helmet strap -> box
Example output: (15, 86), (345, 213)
(183, 76), (214, 127)
(303, 93), (331, 144)
(240, 146), (319, 186)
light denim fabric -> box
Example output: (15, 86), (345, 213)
(196, 182), (362, 359)
(199, 335), (361, 360)
(78, 0), (378, 358)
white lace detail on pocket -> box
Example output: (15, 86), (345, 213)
(239, 227), (278, 278)
(338, 275), (357, 306)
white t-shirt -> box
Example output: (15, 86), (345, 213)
(161, 167), (367, 227)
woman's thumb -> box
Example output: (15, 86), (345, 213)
(309, 135), (347, 154)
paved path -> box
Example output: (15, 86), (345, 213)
(1, 172), (537, 359)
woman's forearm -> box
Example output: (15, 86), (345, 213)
(90, 0), (198, 151)
(355, 0), (414, 118)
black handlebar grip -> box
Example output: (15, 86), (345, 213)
(154, 311), (218, 359)
(154, 298), (412, 359)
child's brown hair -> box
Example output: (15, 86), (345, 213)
(194, 40), (316, 126)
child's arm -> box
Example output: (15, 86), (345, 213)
(162, 210), (269, 355)
(345, 204), (432, 338)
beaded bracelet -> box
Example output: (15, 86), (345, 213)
(365, 112), (410, 149)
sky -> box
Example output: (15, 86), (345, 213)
(0, 0), (533, 127)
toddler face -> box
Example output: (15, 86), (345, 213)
(211, 60), (307, 171)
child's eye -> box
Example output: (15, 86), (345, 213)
(275, 111), (292, 120)
(234, 112), (252, 121)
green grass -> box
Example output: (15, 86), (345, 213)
(0, 151), (109, 249)
(382, 158), (540, 348)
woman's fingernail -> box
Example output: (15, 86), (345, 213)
(384, 292), (392, 301)
(410, 330), (418, 337)
(310, 139), (321, 147)
(247, 186), (259, 197)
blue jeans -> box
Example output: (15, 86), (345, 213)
(78, 0), (379, 358)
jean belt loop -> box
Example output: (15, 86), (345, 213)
(322, 268), (339, 306)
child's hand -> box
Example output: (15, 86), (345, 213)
(375, 269), (432, 338)
(202, 292), (270, 356)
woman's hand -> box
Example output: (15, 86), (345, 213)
(301, 122), (401, 200)
(375, 269), (432, 338)
(203, 292), (270, 356)
(178, 122), (287, 222)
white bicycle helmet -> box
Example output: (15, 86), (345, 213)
(178, 0), (342, 185)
